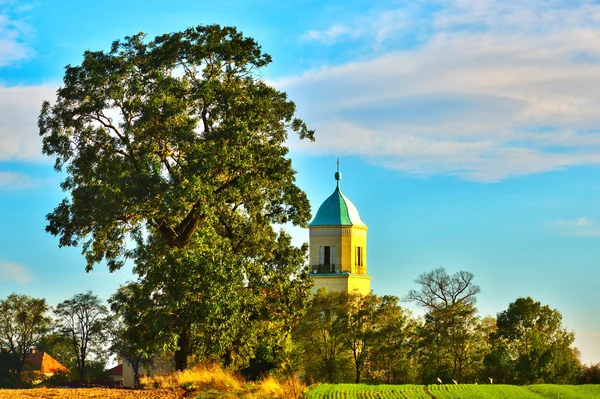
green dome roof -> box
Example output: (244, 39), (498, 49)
(310, 181), (366, 227)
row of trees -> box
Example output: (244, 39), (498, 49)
(292, 268), (584, 385)
(0, 292), (111, 386)
(1, 270), (596, 387)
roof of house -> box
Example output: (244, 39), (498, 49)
(309, 172), (366, 227)
(106, 363), (123, 376)
(24, 352), (68, 374)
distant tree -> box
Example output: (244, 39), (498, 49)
(109, 285), (165, 388)
(580, 363), (600, 384)
(367, 296), (416, 384)
(405, 267), (482, 383)
(54, 292), (111, 383)
(39, 24), (314, 371)
(0, 350), (19, 387)
(486, 297), (581, 384)
(0, 294), (51, 384)
(292, 289), (352, 383)
(344, 293), (379, 383)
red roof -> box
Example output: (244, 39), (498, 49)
(106, 363), (123, 376)
(24, 352), (68, 373)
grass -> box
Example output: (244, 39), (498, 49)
(140, 363), (305, 399)
(303, 383), (600, 399)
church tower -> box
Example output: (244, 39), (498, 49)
(309, 164), (372, 295)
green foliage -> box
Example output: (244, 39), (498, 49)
(486, 297), (580, 384)
(303, 384), (600, 399)
(292, 289), (353, 383)
(367, 297), (417, 384)
(293, 290), (415, 385)
(40, 24), (314, 372)
(405, 268), (485, 383)
(0, 294), (51, 383)
(39, 23), (313, 272)
(580, 363), (600, 384)
(54, 291), (111, 383)
(0, 350), (19, 388)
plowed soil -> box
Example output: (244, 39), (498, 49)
(0, 388), (189, 398)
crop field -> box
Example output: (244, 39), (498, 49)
(0, 388), (188, 399)
(303, 383), (600, 399)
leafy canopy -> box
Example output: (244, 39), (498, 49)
(39, 24), (314, 272)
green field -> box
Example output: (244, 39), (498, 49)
(303, 383), (600, 398)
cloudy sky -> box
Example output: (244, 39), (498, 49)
(1, 0), (600, 364)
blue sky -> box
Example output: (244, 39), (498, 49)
(1, 0), (600, 364)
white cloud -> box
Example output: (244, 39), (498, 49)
(556, 217), (593, 227)
(0, 4), (33, 66)
(0, 171), (35, 189)
(0, 85), (57, 162)
(303, 25), (359, 43)
(0, 261), (32, 284)
(284, 1), (600, 181)
(554, 217), (600, 237)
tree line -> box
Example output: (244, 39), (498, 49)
(0, 292), (111, 386)
(292, 268), (594, 385)
(1, 268), (598, 387)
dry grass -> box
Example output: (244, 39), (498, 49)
(0, 387), (187, 398)
(141, 363), (305, 399)
(141, 364), (242, 392)
(0, 364), (305, 399)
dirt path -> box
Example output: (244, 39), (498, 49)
(0, 388), (189, 399)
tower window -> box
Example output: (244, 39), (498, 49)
(355, 246), (363, 266)
(324, 246), (331, 265)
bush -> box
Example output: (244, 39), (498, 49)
(580, 363), (600, 384)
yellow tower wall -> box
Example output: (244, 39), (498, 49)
(309, 225), (371, 295)
(349, 226), (367, 274)
(309, 227), (343, 268)
(309, 226), (368, 275)
(310, 274), (372, 296)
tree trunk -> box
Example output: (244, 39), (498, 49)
(132, 361), (140, 389)
(79, 361), (86, 384)
(174, 331), (189, 371)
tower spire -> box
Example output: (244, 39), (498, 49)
(334, 158), (342, 186)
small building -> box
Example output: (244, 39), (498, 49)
(309, 166), (372, 295)
(24, 349), (68, 379)
(117, 356), (175, 388)
(105, 363), (123, 384)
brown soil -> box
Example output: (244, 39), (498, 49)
(0, 388), (189, 399)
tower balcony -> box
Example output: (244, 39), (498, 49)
(310, 264), (342, 274)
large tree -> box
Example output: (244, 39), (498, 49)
(54, 292), (111, 383)
(39, 25), (314, 370)
(0, 294), (51, 384)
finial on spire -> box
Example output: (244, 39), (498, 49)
(334, 158), (342, 185)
